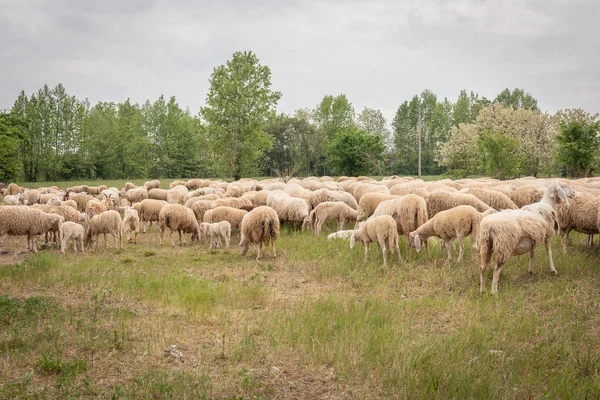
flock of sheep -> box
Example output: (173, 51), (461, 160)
(0, 174), (596, 294)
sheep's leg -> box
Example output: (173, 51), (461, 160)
(114, 233), (118, 249)
(209, 234), (214, 250)
(425, 239), (430, 258)
(80, 238), (85, 252)
(561, 230), (568, 254)
(103, 233), (108, 248)
(61, 232), (71, 254)
(271, 240), (277, 258)
(480, 257), (488, 293)
(457, 236), (465, 262)
(528, 248), (535, 274)
(169, 230), (175, 248)
(178, 230), (183, 246)
(545, 239), (557, 275)
(382, 245), (388, 268)
(338, 218), (344, 232)
(444, 241), (452, 264)
(396, 237), (402, 263)
(32, 237), (38, 253)
(491, 262), (504, 294)
(134, 232), (138, 244)
(225, 232), (230, 249)
(363, 242), (369, 265)
(256, 243), (262, 260)
(142, 221), (147, 234)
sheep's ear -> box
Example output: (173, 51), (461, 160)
(349, 233), (355, 249)
(413, 234), (421, 252)
(556, 186), (569, 205)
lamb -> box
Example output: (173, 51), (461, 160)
(269, 196), (309, 229)
(372, 194), (429, 259)
(327, 230), (355, 241)
(426, 191), (492, 218)
(3, 193), (22, 205)
(59, 222), (85, 253)
(132, 199), (168, 233)
(199, 221), (231, 249)
(239, 206), (280, 260)
(158, 204), (200, 247)
(122, 207), (141, 244)
(479, 181), (574, 294)
(126, 187), (148, 204)
(356, 193), (399, 222)
(203, 206), (248, 229)
(0, 207), (64, 252)
(409, 206), (496, 263)
(308, 201), (357, 235)
(459, 187), (518, 210)
(148, 188), (169, 201)
(555, 192), (600, 253)
(144, 180), (161, 190)
(85, 210), (123, 249)
(350, 215), (400, 268)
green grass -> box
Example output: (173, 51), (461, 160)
(0, 223), (599, 398)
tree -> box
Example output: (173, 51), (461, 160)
(327, 126), (384, 176)
(313, 94), (355, 141)
(200, 51), (281, 180)
(556, 121), (600, 177)
(438, 123), (481, 178)
(494, 88), (539, 112)
(452, 90), (490, 127)
(478, 131), (523, 179)
(357, 107), (392, 149)
(0, 112), (23, 181)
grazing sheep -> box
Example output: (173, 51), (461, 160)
(31, 204), (81, 223)
(409, 206), (495, 263)
(133, 199), (169, 233)
(70, 193), (94, 212)
(308, 189), (358, 212)
(372, 194), (429, 259)
(24, 189), (40, 205)
(239, 206), (280, 260)
(144, 180), (161, 190)
(199, 221), (231, 249)
(189, 200), (213, 222)
(148, 188), (169, 201)
(479, 181), (574, 294)
(0, 207), (64, 252)
(3, 193), (22, 205)
(158, 204), (200, 247)
(85, 210), (123, 249)
(356, 193), (398, 222)
(7, 183), (23, 195)
(350, 215), (400, 268)
(185, 195), (220, 208)
(270, 196), (309, 229)
(459, 187), (518, 210)
(123, 207), (141, 244)
(204, 206), (248, 229)
(127, 187), (148, 204)
(308, 201), (357, 235)
(427, 191), (492, 218)
(167, 185), (188, 204)
(555, 192), (600, 253)
(327, 230), (355, 241)
(86, 185), (107, 196)
(60, 222), (85, 253)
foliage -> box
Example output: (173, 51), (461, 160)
(200, 51), (281, 180)
(357, 107), (392, 149)
(437, 123), (481, 178)
(494, 88), (539, 112)
(478, 131), (522, 179)
(0, 112), (23, 181)
(313, 94), (355, 141)
(556, 121), (600, 177)
(327, 126), (385, 176)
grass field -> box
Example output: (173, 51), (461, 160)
(0, 219), (599, 399)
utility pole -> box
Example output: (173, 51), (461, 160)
(417, 112), (422, 178)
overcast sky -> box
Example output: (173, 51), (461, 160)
(1, 0), (598, 121)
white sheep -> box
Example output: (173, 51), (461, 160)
(3, 193), (23, 205)
(158, 204), (200, 247)
(327, 230), (354, 241)
(199, 221), (231, 249)
(85, 210), (123, 249)
(350, 215), (400, 268)
(479, 181), (574, 294)
(60, 221), (85, 253)
(239, 206), (280, 260)
(123, 207), (141, 244)
(0, 207), (64, 252)
(308, 201), (357, 235)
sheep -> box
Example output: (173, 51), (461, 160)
(308, 201), (357, 235)
(169, 180), (187, 189)
(352, 183), (390, 203)
(479, 181), (575, 294)
(409, 206), (496, 263)
(189, 200), (213, 222)
(239, 206), (280, 260)
(459, 187), (518, 210)
(426, 191), (492, 218)
(0, 207), (64, 252)
(127, 187), (148, 204)
(86, 198), (109, 217)
(167, 185), (188, 204)
(60, 199), (78, 210)
(327, 230), (355, 241)
(372, 194), (429, 259)
(123, 182), (136, 191)
(510, 185), (545, 208)
(185, 179), (211, 189)
(555, 192), (600, 253)
(3, 193), (22, 205)
(269, 196), (309, 229)
(70, 193), (94, 212)
(67, 185), (87, 194)
(203, 206), (248, 229)
(148, 188), (169, 201)
(7, 183), (23, 195)
(144, 180), (161, 190)
(350, 215), (400, 268)
(101, 188), (122, 207)
(86, 185), (107, 195)
(199, 221), (231, 249)
(59, 222), (85, 253)
(133, 199), (168, 233)
(389, 185), (430, 199)
(356, 193), (399, 222)
(30, 204), (81, 223)
(123, 207), (141, 244)
(211, 197), (252, 209)
(158, 204), (200, 247)
(308, 189), (358, 212)
(184, 195), (220, 208)
(85, 210), (123, 249)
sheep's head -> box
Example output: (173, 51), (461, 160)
(410, 232), (422, 252)
(350, 229), (362, 248)
(546, 181), (574, 207)
(239, 237), (249, 256)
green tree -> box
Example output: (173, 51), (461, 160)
(328, 126), (384, 176)
(357, 107), (391, 148)
(556, 121), (600, 177)
(452, 90), (490, 127)
(438, 123), (481, 178)
(478, 131), (523, 179)
(494, 88), (539, 112)
(200, 51), (281, 180)
(313, 94), (355, 141)
(0, 112), (23, 181)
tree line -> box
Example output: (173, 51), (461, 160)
(1, 50), (598, 182)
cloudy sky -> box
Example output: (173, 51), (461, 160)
(1, 0), (598, 121)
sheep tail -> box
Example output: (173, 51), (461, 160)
(478, 224), (492, 265)
(268, 218), (276, 243)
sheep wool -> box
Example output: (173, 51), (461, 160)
(239, 206), (280, 260)
(350, 215), (400, 268)
(85, 210), (123, 249)
(158, 204), (200, 247)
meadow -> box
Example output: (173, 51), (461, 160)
(0, 214), (599, 399)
